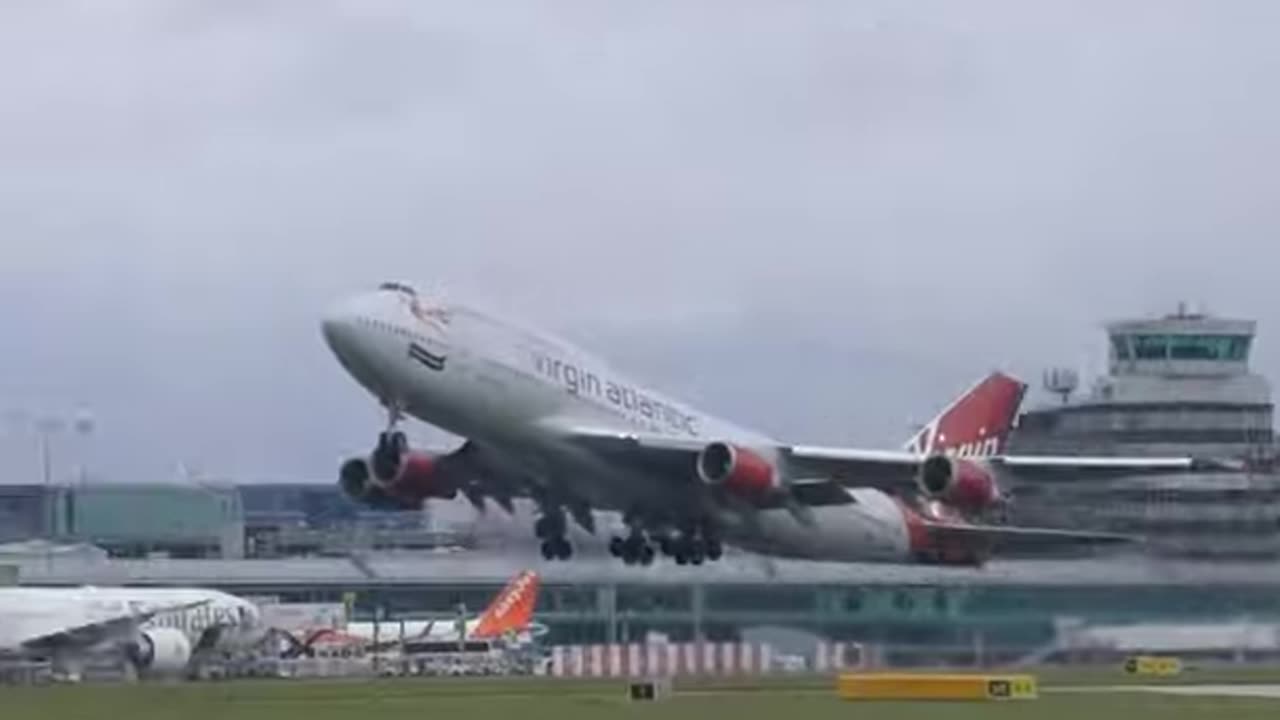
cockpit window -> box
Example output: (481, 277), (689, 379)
(378, 282), (417, 296)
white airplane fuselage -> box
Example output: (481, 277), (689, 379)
(0, 586), (264, 678)
(344, 618), (549, 645)
(322, 288), (915, 563)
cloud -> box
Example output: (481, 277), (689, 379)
(1, 1), (1278, 481)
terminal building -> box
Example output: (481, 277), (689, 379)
(0, 482), (470, 559)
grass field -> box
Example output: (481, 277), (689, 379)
(6, 671), (1280, 720)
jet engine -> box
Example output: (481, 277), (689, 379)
(916, 455), (1001, 511)
(339, 443), (458, 508)
(125, 628), (192, 675)
(696, 442), (780, 498)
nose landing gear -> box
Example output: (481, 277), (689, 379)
(372, 430), (407, 481)
(371, 400), (408, 481)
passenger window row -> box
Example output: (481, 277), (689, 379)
(356, 317), (431, 345)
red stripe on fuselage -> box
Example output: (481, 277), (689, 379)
(892, 497), (932, 553)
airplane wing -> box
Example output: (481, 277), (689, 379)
(468, 371), (1228, 521)
(563, 427), (1220, 501)
(921, 521), (1137, 556)
(783, 445), (1222, 488)
(19, 600), (210, 653)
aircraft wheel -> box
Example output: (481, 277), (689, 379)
(540, 541), (557, 560)
(389, 431), (407, 454)
(554, 538), (573, 560)
(658, 536), (674, 556)
(640, 544), (655, 566)
(705, 539), (723, 561)
(625, 532), (647, 555)
(534, 514), (565, 540)
(608, 536), (624, 558)
(371, 440), (401, 481)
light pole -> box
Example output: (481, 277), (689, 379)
(70, 407), (95, 488)
(35, 417), (62, 537)
(10, 407), (95, 540)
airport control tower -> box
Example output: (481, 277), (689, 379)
(1007, 305), (1280, 560)
(1009, 304), (1274, 462)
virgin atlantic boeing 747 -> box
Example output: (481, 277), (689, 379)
(322, 283), (1216, 567)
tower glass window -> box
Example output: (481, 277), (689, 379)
(1169, 335), (1219, 360)
(1227, 335), (1252, 361)
(1126, 334), (1251, 361)
(1132, 334), (1168, 360)
(1111, 335), (1132, 361)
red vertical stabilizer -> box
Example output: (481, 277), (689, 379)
(471, 570), (540, 639)
(902, 372), (1028, 457)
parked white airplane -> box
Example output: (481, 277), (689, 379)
(0, 586), (263, 682)
(285, 570), (544, 656)
(322, 283), (1216, 567)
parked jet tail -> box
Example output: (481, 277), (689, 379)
(902, 372), (1028, 457)
(470, 570), (540, 639)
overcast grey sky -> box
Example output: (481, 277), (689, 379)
(2, 1), (1279, 484)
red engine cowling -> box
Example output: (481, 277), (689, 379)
(916, 454), (1001, 511)
(339, 449), (457, 507)
(389, 451), (457, 500)
(696, 442), (780, 498)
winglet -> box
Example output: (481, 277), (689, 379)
(471, 570), (540, 639)
(902, 372), (1028, 457)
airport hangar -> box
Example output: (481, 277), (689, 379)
(4, 482), (1280, 664)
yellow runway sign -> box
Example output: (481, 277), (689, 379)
(836, 673), (1038, 701)
(1124, 656), (1183, 676)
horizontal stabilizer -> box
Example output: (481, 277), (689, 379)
(925, 522), (1136, 556)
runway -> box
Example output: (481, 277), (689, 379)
(1132, 684), (1280, 699)
(1061, 684), (1280, 700)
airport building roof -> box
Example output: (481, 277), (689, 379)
(12, 549), (1280, 589)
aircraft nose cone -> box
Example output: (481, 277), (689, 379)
(320, 296), (366, 355)
(320, 306), (344, 345)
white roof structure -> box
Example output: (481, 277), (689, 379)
(10, 550), (1280, 588)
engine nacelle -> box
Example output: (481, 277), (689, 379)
(339, 457), (376, 501)
(339, 449), (457, 508)
(125, 627), (192, 674)
(696, 442), (780, 498)
(917, 455), (1001, 511)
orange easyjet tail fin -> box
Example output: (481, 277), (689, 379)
(471, 570), (540, 639)
(902, 372), (1028, 457)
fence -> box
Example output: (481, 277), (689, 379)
(547, 641), (862, 677)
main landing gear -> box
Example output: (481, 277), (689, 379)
(664, 523), (724, 566)
(609, 530), (656, 566)
(535, 507), (573, 561)
(609, 518), (724, 567)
